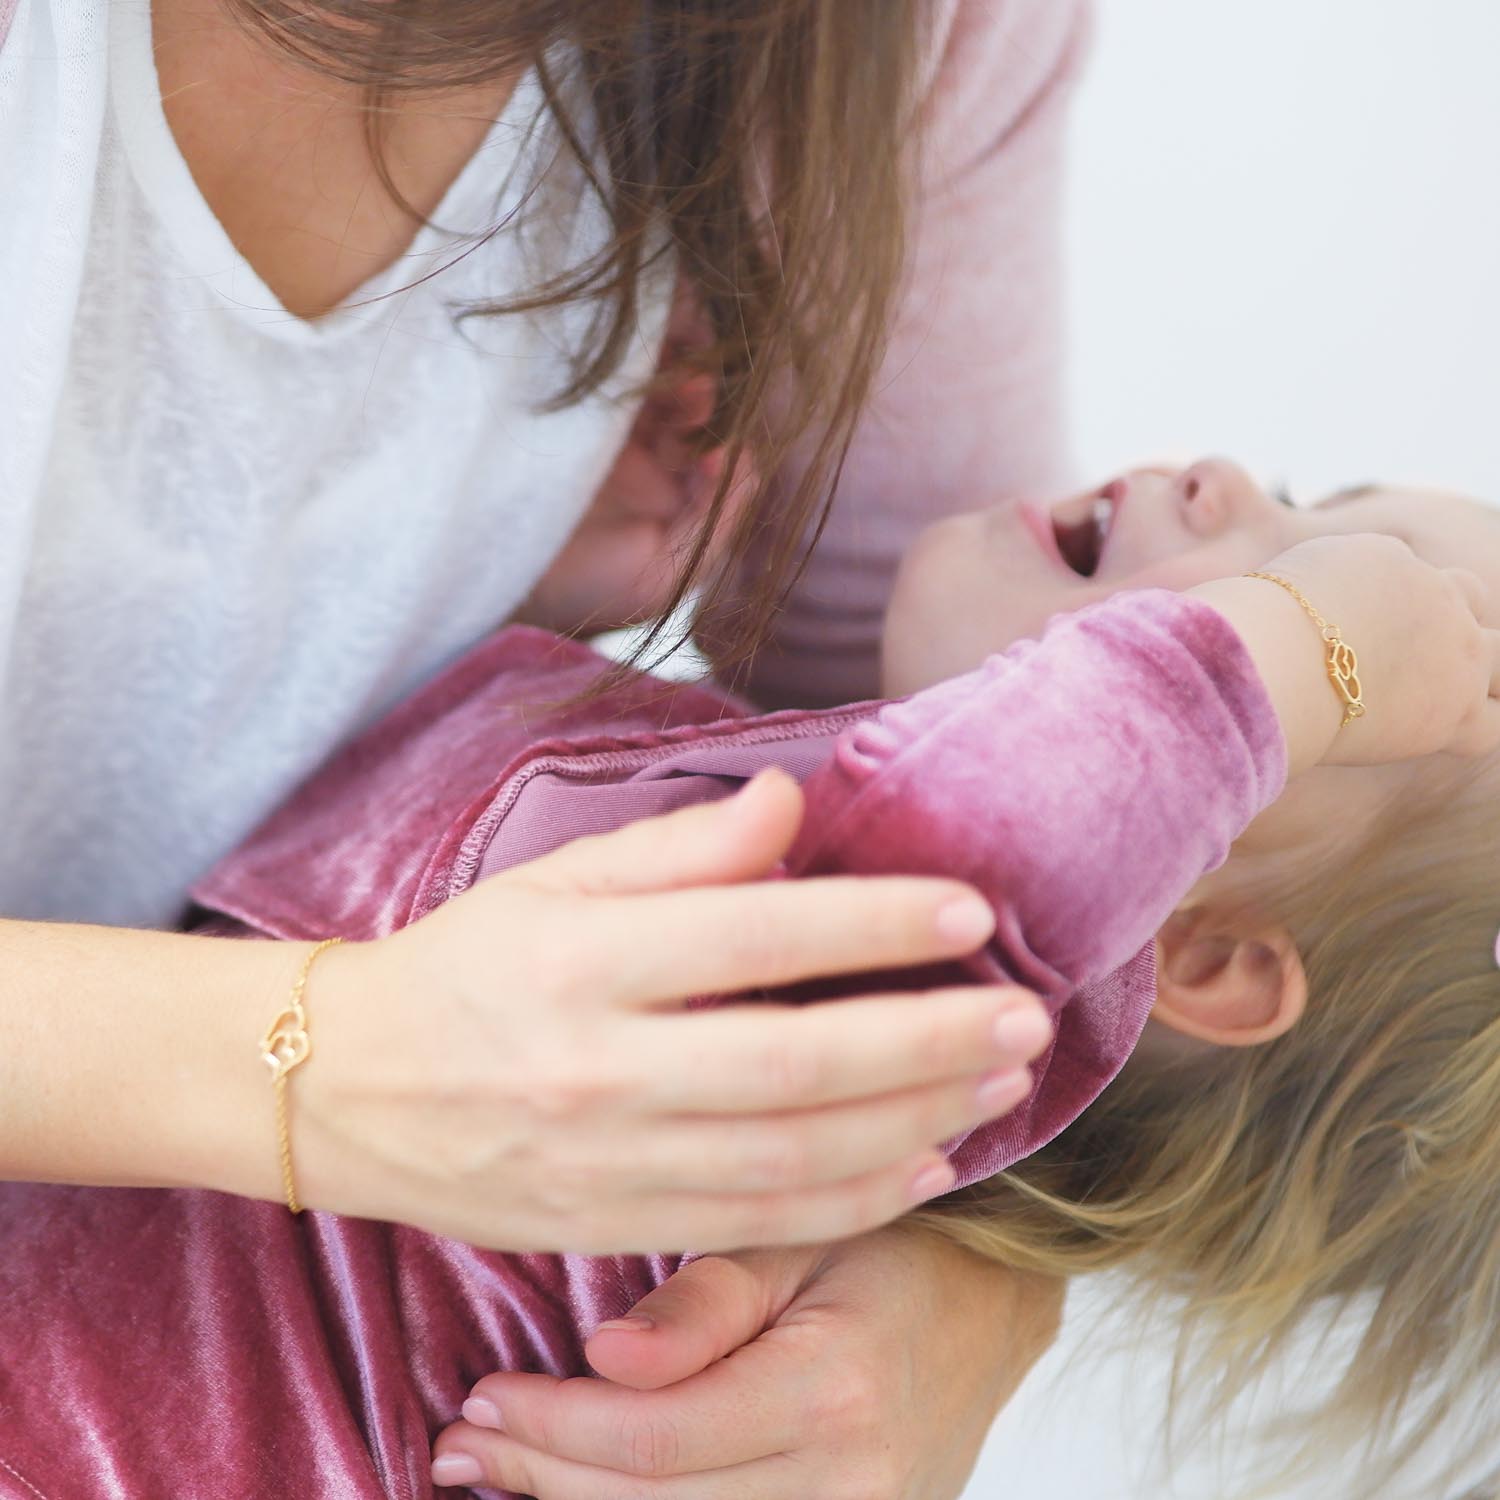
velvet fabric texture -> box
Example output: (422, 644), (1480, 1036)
(0, 591), (1283, 1500)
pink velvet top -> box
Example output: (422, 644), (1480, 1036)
(0, 590), (1283, 1500)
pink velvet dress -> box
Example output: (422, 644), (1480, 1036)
(0, 591), (1283, 1499)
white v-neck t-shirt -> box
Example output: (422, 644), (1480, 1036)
(0, 0), (667, 926)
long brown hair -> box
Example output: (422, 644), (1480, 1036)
(226, 0), (927, 679)
(910, 756), (1500, 1495)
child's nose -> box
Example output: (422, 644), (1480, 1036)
(1175, 457), (1266, 538)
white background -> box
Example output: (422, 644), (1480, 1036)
(965, 3), (1500, 1497)
(1065, 0), (1500, 501)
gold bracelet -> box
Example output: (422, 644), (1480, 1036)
(1243, 572), (1367, 728)
(259, 936), (343, 1214)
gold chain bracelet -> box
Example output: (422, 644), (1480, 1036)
(259, 936), (344, 1214)
(1243, 572), (1367, 729)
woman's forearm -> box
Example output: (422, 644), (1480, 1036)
(897, 1216), (1064, 1412)
(0, 917), (304, 1199)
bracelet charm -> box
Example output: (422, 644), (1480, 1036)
(1326, 636), (1365, 724)
(261, 1007), (311, 1080)
(1243, 571), (1368, 730)
(259, 936), (343, 1215)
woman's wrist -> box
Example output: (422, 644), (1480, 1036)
(0, 917), (309, 1202)
(183, 935), (325, 1205)
(892, 1217), (1065, 1410)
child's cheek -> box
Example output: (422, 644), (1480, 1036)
(882, 523), (1046, 695)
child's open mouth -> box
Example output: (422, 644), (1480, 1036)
(1051, 480), (1124, 577)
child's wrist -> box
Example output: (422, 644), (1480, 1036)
(1186, 579), (1343, 776)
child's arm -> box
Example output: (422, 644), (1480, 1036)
(779, 539), (1494, 1188)
(788, 589), (1286, 1001)
(789, 535), (1497, 1000)
(1192, 536), (1499, 771)
(779, 587), (1282, 1183)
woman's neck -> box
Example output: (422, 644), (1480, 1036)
(151, 0), (522, 320)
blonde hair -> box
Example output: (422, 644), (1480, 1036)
(910, 754), (1500, 1492)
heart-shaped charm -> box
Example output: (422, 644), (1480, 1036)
(1327, 640), (1362, 712)
(261, 1009), (311, 1079)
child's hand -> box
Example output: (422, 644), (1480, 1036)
(1191, 534), (1500, 774)
(1263, 534), (1499, 767)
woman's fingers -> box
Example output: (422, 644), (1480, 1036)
(582, 1246), (817, 1391)
(523, 774), (999, 1002)
(561, 986), (1048, 1230)
(597, 874), (996, 1005)
(523, 769), (805, 897)
(633, 984), (1049, 1112)
(633, 1146), (966, 1252)
(432, 1426), (792, 1500)
(630, 1064), (1034, 1194)
(439, 1339), (809, 1486)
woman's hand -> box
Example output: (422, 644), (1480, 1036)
(294, 770), (1051, 1254)
(431, 1222), (1064, 1498)
(1191, 534), (1500, 774)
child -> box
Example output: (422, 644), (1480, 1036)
(0, 458), (1493, 1499)
(893, 458), (1500, 1489)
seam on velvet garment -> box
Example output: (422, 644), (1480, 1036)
(414, 708), (876, 915)
(0, 1454), (50, 1500)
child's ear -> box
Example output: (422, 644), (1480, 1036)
(1153, 907), (1307, 1047)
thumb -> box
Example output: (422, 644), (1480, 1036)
(522, 767), (804, 899)
(583, 1244), (824, 1390)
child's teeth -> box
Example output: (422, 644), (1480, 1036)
(1092, 497), (1113, 537)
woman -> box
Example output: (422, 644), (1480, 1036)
(0, 0), (1086, 1492)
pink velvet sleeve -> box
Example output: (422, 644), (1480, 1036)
(741, 0), (1093, 708)
(792, 591), (1287, 999)
(784, 590), (1288, 1186)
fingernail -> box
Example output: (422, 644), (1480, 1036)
(993, 1006), (1052, 1057)
(909, 1160), (957, 1203)
(976, 1068), (1031, 1115)
(936, 897), (994, 947)
(594, 1314), (656, 1333)
(462, 1395), (504, 1430)
(431, 1452), (485, 1486)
